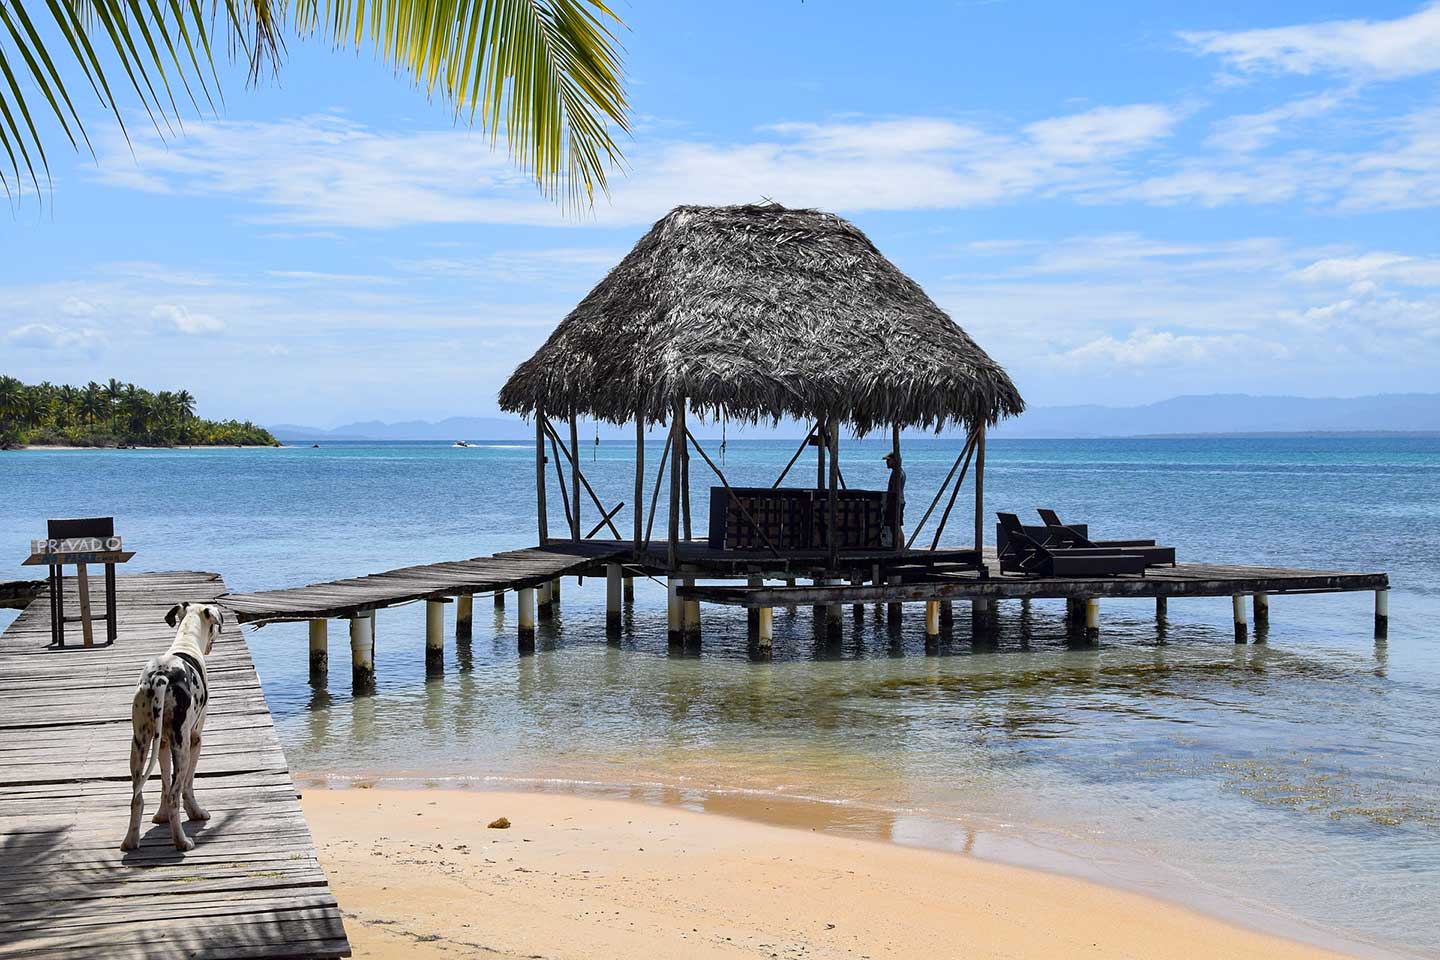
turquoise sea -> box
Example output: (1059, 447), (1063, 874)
(2, 437), (1437, 957)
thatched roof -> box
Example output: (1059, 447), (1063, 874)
(498, 203), (1024, 433)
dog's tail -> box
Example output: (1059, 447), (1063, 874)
(132, 675), (168, 797)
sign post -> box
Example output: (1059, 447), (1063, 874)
(22, 518), (135, 648)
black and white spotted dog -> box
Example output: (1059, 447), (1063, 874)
(120, 601), (224, 852)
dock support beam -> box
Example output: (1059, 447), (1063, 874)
(886, 574), (902, 623)
(925, 600), (941, 641)
(1375, 589), (1388, 638)
(852, 573), (865, 619)
(425, 599), (445, 674)
(1253, 592), (1269, 628)
(755, 605), (773, 660)
(1232, 594), (1248, 643)
(538, 580), (552, 619)
(606, 563), (622, 638)
(667, 578), (682, 645)
(349, 612), (374, 692)
(494, 590), (505, 609)
(747, 577), (761, 641)
(1085, 598), (1100, 642)
(456, 594), (473, 641)
(308, 620), (327, 682)
(624, 576), (635, 603)
(682, 577), (701, 644)
(970, 598), (989, 637)
(1155, 596), (1167, 624)
(518, 587), (536, 650)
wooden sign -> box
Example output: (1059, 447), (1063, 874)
(22, 517), (133, 648)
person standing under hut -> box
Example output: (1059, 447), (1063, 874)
(883, 450), (906, 548)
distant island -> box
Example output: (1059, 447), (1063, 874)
(0, 376), (278, 449)
(269, 392), (1440, 442)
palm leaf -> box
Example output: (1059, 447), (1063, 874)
(0, 0), (627, 208)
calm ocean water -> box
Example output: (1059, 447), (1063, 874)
(3, 437), (1437, 956)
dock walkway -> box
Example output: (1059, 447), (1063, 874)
(0, 571), (350, 960)
(219, 542), (624, 625)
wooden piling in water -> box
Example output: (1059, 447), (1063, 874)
(667, 577), (682, 645)
(606, 563), (622, 637)
(518, 586), (536, 649)
(425, 599), (446, 673)
(1155, 596), (1167, 623)
(308, 619), (327, 682)
(756, 605), (774, 659)
(456, 594), (473, 640)
(925, 600), (940, 640)
(1253, 592), (1269, 627)
(683, 577), (701, 643)
(1233, 593), (1248, 643)
(1085, 598), (1100, 642)
(1375, 589), (1388, 638)
(494, 589), (505, 609)
(538, 579), (553, 619)
(349, 612), (374, 691)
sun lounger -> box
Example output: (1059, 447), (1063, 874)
(996, 513), (1147, 577)
(1036, 508), (1173, 561)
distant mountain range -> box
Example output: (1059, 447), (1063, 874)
(269, 393), (1440, 442)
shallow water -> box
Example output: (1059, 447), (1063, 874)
(2, 437), (1437, 956)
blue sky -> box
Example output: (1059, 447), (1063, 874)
(4, 0), (1440, 427)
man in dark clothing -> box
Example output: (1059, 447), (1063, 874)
(883, 450), (905, 547)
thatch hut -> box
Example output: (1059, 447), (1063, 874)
(499, 202), (1023, 582)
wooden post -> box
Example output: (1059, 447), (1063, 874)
(75, 562), (94, 647)
(1375, 589), (1389, 637)
(940, 599), (954, 628)
(606, 563), (622, 637)
(827, 415), (840, 570)
(970, 598), (988, 635)
(1232, 594), (1248, 643)
(668, 402), (682, 570)
(816, 419), (827, 491)
(925, 600), (940, 640)
(494, 590), (505, 609)
(851, 573), (865, 619)
(680, 413), (692, 543)
(425, 599), (445, 674)
(1067, 597), (1084, 626)
(538, 579), (553, 619)
(667, 578), (682, 645)
(308, 620), (328, 682)
(1155, 596), (1167, 623)
(551, 577), (561, 604)
(1085, 598), (1100, 642)
(756, 605), (774, 659)
(456, 594), (473, 640)
(535, 411), (549, 544)
(518, 586), (536, 650)
(973, 424), (986, 558)
(683, 577), (701, 643)
(747, 576), (762, 640)
(891, 424), (903, 553)
(104, 562), (118, 642)
(1253, 592), (1269, 627)
(887, 574), (902, 621)
(349, 613), (375, 691)
(624, 577), (635, 603)
(569, 413), (581, 541)
(634, 417), (645, 557)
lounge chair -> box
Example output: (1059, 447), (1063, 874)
(1034, 508), (1176, 566)
(996, 513), (1147, 577)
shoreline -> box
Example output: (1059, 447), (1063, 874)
(300, 784), (1368, 960)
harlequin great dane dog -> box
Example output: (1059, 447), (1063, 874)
(120, 601), (224, 852)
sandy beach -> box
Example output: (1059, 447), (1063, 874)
(302, 787), (1352, 960)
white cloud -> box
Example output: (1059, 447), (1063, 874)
(1181, 3), (1440, 80)
(1206, 90), (1350, 152)
(1052, 329), (1288, 369)
(60, 297), (97, 317)
(92, 106), (1180, 228)
(3, 323), (106, 353)
(150, 304), (226, 335)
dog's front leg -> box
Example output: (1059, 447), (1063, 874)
(182, 731), (209, 822)
(166, 738), (195, 851)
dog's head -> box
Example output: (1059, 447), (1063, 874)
(163, 602), (226, 654)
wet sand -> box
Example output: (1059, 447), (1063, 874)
(302, 787), (1353, 960)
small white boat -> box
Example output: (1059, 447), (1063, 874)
(452, 440), (472, 448)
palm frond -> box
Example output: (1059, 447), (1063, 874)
(0, 0), (627, 207)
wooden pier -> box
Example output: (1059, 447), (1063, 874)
(0, 571), (350, 960)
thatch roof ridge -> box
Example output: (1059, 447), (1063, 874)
(499, 202), (1023, 433)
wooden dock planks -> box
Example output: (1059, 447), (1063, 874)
(219, 542), (626, 624)
(0, 572), (350, 960)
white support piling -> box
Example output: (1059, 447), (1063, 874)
(747, 576), (762, 641)
(667, 578), (682, 645)
(537, 579), (553, 619)
(425, 599), (446, 673)
(606, 563), (622, 637)
(757, 605), (774, 657)
(518, 587), (536, 649)
(682, 577), (701, 643)
(551, 578), (561, 604)
(925, 600), (941, 640)
(456, 594), (473, 640)
(1253, 592), (1269, 629)
(1232, 593), (1248, 643)
(349, 612), (375, 690)
(970, 597), (989, 635)
(1085, 598), (1100, 642)
(1375, 589), (1389, 637)
(494, 590), (505, 609)
(308, 619), (328, 681)
(886, 574), (902, 622)
(624, 576), (635, 604)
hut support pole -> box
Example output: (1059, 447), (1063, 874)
(1375, 589), (1389, 638)
(569, 414), (582, 541)
(518, 587), (535, 650)
(771, 425), (817, 488)
(534, 412), (549, 545)
(456, 594), (473, 641)
(1233, 594), (1248, 643)
(891, 425), (903, 552)
(686, 427), (782, 559)
(545, 421), (623, 538)
(668, 402), (682, 570)
(973, 424), (987, 558)
(308, 620), (327, 683)
(425, 599), (445, 674)
(679, 406), (692, 542)
(606, 563), (622, 638)
(827, 416), (840, 570)
(644, 430), (673, 550)
(816, 419), (826, 491)
(349, 612), (374, 692)
(667, 578), (682, 645)
(634, 418), (645, 557)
